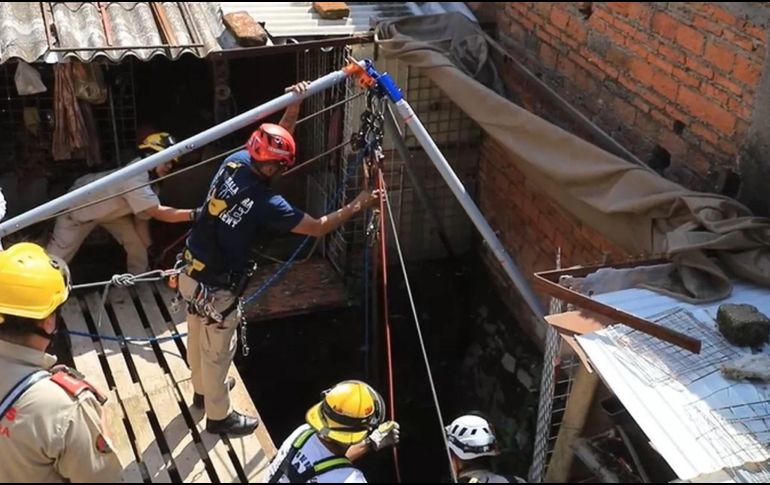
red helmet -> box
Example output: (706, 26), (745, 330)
(246, 123), (296, 168)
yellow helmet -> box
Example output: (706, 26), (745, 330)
(0, 243), (70, 321)
(306, 380), (385, 445)
(139, 132), (178, 161)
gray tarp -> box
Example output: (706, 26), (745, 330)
(375, 13), (770, 302)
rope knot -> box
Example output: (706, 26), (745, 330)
(111, 273), (136, 287)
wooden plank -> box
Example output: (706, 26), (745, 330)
(61, 297), (142, 483)
(133, 284), (218, 483)
(134, 284), (191, 383)
(84, 291), (173, 483)
(153, 283), (240, 483)
(544, 364), (600, 483)
(244, 258), (348, 321)
(155, 283), (276, 482)
(109, 287), (211, 482)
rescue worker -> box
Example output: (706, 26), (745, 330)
(0, 242), (123, 482)
(47, 133), (196, 274)
(446, 414), (526, 483)
(179, 82), (381, 436)
(266, 380), (400, 483)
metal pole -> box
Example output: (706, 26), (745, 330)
(392, 98), (547, 318)
(0, 62), (363, 237)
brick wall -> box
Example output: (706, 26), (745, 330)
(492, 2), (767, 190)
(464, 3), (770, 342)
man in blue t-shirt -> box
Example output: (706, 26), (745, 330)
(179, 81), (381, 436)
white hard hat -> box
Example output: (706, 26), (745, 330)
(446, 414), (500, 460)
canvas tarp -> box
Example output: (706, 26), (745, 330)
(375, 13), (770, 303)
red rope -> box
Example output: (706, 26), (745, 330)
(377, 169), (402, 482)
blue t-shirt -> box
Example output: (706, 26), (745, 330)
(186, 150), (304, 280)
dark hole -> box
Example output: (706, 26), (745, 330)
(578, 2), (594, 20)
(673, 120), (685, 135)
(647, 144), (672, 173)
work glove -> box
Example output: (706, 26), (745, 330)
(366, 421), (400, 451)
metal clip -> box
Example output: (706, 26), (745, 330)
(238, 299), (250, 357)
(366, 209), (381, 246)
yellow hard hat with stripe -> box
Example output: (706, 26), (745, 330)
(0, 243), (70, 322)
(139, 132), (178, 161)
(306, 380), (385, 445)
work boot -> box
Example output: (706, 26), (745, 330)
(206, 411), (259, 436)
(192, 376), (236, 409)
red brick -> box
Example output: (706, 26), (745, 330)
(676, 25), (705, 54)
(630, 96), (651, 114)
(659, 131), (688, 158)
(542, 22), (563, 41)
(610, 97), (637, 125)
(651, 70), (679, 100)
(714, 74), (745, 96)
(652, 12), (679, 40)
(728, 97), (753, 122)
(658, 44), (686, 64)
(625, 38), (652, 59)
(734, 55), (762, 86)
(685, 57), (714, 80)
(707, 5), (740, 27)
(640, 89), (668, 111)
(649, 108), (671, 128)
(550, 7), (570, 30)
(603, 23), (629, 46)
(745, 24), (767, 44)
(557, 56), (577, 81)
(606, 2), (631, 16)
(700, 83), (730, 105)
(705, 41), (736, 73)
(519, 17), (536, 33)
(539, 42), (559, 69)
(692, 15), (724, 36)
(723, 30), (757, 53)
(664, 104), (691, 125)
(564, 17), (588, 43)
(677, 88), (737, 134)
(617, 74), (638, 94)
(648, 54), (674, 74)
(592, 56), (620, 79)
(571, 49), (608, 80)
(672, 67), (700, 88)
(611, 16), (640, 37)
(629, 57), (654, 84)
(561, 33), (580, 51)
(627, 2), (653, 27)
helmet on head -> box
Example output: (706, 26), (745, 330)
(139, 132), (178, 161)
(446, 414), (501, 460)
(306, 380), (385, 446)
(246, 123), (296, 168)
(0, 243), (70, 322)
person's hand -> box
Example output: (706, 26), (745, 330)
(366, 421), (400, 451)
(285, 81), (311, 97)
(352, 189), (382, 211)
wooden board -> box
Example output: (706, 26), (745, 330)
(61, 281), (277, 483)
(155, 283), (277, 480)
(244, 258), (348, 321)
(60, 297), (143, 483)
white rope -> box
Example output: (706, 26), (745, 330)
(382, 179), (459, 483)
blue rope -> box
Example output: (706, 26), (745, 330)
(65, 330), (188, 344)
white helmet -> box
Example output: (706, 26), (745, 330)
(446, 414), (500, 460)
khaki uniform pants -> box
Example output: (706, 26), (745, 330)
(178, 273), (240, 420)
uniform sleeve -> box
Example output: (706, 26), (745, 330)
(55, 396), (124, 483)
(123, 174), (160, 216)
(343, 469), (368, 483)
(263, 193), (305, 233)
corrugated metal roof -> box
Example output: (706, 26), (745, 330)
(0, 2), (226, 64)
(571, 267), (770, 482)
(219, 2), (475, 39)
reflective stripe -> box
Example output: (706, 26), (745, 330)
(314, 456), (352, 474)
(0, 370), (51, 420)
